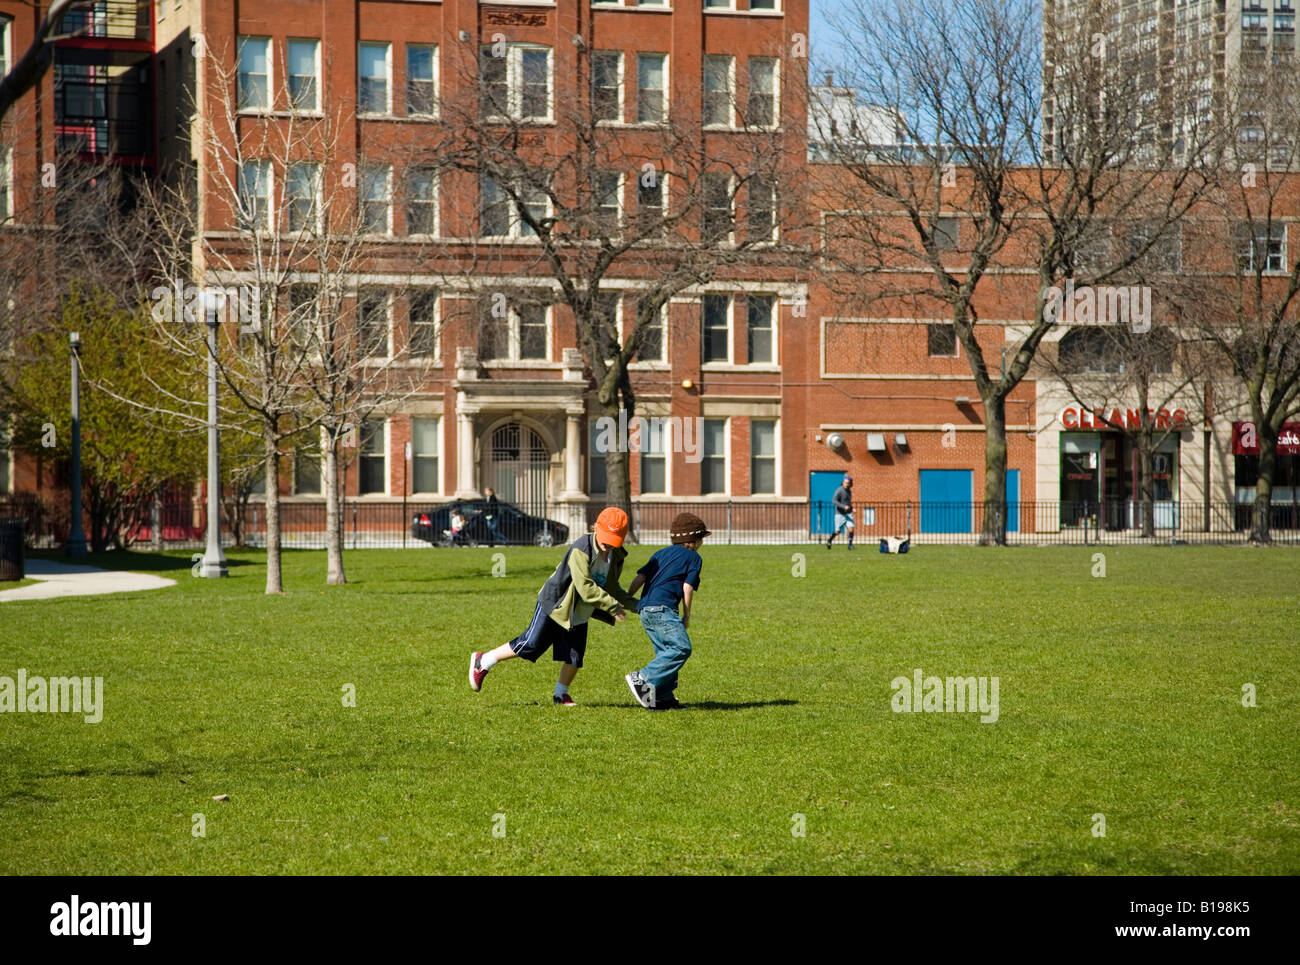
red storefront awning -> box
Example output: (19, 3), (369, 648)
(1233, 422), (1300, 456)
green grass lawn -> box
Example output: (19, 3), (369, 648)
(0, 578), (38, 591)
(0, 544), (1296, 875)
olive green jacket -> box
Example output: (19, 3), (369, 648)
(537, 533), (639, 629)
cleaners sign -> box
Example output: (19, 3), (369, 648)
(1060, 407), (1188, 431)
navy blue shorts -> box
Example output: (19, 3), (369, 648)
(508, 602), (589, 668)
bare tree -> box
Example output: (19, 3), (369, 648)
(440, 31), (810, 516)
(812, 0), (1225, 544)
(0, 1), (92, 124)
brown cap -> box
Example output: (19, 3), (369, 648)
(670, 512), (711, 544)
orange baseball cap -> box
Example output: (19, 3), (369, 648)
(594, 507), (630, 547)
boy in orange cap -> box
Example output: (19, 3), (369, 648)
(470, 507), (640, 705)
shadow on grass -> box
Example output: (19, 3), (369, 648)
(578, 699), (800, 711)
(28, 551), (255, 572)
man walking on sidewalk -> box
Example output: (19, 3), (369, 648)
(827, 475), (854, 550)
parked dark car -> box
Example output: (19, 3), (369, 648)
(410, 500), (569, 547)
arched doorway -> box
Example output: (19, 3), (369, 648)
(487, 423), (551, 514)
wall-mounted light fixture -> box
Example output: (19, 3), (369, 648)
(826, 432), (844, 450)
(894, 432), (908, 450)
(954, 395), (970, 405)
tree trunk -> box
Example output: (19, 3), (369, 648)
(596, 396), (633, 517)
(1138, 429), (1155, 539)
(151, 490), (163, 550)
(263, 430), (284, 593)
(324, 437), (346, 585)
(979, 393), (1008, 546)
(1251, 431), (1276, 545)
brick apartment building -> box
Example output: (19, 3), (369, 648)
(1, 1), (1295, 543)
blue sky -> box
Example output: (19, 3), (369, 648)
(809, 0), (851, 64)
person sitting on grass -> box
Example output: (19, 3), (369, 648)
(469, 507), (640, 706)
(624, 512), (709, 711)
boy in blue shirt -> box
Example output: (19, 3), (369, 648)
(624, 512), (710, 711)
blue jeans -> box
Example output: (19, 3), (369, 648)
(638, 606), (692, 700)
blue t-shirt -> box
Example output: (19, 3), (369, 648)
(636, 544), (702, 612)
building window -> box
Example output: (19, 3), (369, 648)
(409, 290), (438, 357)
(411, 417), (440, 493)
(704, 0), (732, 8)
(294, 438), (322, 495)
(746, 57), (777, 127)
(479, 44), (552, 121)
(0, 19), (9, 79)
(640, 421), (667, 494)
(637, 172), (665, 234)
(928, 323), (957, 357)
(407, 44), (437, 116)
(238, 36), (270, 110)
(595, 171), (621, 234)
(747, 176), (776, 241)
(237, 160), (272, 232)
(932, 216), (958, 250)
(286, 162), (320, 232)
(703, 55), (733, 127)
(702, 294), (730, 362)
(592, 51), (622, 122)
(480, 298), (549, 361)
(749, 0), (778, 9)
(701, 418), (727, 494)
(1235, 221), (1286, 272)
(359, 420), (387, 495)
(357, 290), (389, 358)
(0, 148), (11, 222)
(405, 167), (437, 235)
(634, 297), (666, 362)
(636, 53), (667, 123)
(479, 174), (548, 238)
(288, 284), (316, 351)
(358, 42), (391, 114)
(702, 172), (733, 243)
(1058, 327), (1122, 375)
(746, 294), (774, 364)
(751, 420), (776, 494)
(359, 164), (391, 234)
(287, 39), (319, 111)
(589, 420), (608, 495)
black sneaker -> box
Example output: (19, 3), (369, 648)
(654, 697), (683, 710)
(625, 672), (654, 709)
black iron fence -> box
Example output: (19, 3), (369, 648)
(4, 497), (1300, 549)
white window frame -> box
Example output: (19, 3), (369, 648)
(638, 418), (671, 496)
(1237, 221), (1287, 273)
(702, 171), (735, 245)
(749, 418), (779, 496)
(630, 297), (668, 365)
(358, 418), (390, 496)
(747, 175), (777, 243)
(0, 147), (12, 223)
(405, 166), (439, 237)
(702, 293), (732, 365)
(746, 56), (779, 129)
(359, 164), (393, 236)
(747, 0), (781, 11)
(285, 161), (321, 233)
(745, 293), (777, 366)
(480, 299), (553, 363)
(410, 416), (443, 495)
(591, 50), (624, 124)
(358, 41), (392, 116)
(480, 43), (554, 122)
(286, 38), (321, 112)
(0, 19), (10, 80)
(237, 159), (273, 233)
(703, 54), (735, 128)
(700, 417), (730, 496)
(480, 174), (550, 240)
(406, 43), (439, 118)
(0, 415), (12, 495)
(595, 169), (623, 233)
(237, 36), (271, 111)
(408, 288), (440, 360)
(704, 0), (734, 9)
(357, 288), (392, 359)
(636, 53), (668, 124)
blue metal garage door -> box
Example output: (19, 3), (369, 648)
(919, 469), (973, 533)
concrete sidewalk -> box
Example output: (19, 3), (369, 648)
(0, 559), (177, 602)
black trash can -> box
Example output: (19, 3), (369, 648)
(0, 517), (25, 582)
